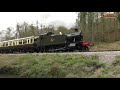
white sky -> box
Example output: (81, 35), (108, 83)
(0, 12), (77, 31)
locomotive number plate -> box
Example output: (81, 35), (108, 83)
(70, 43), (76, 46)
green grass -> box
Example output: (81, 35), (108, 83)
(90, 55), (120, 78)
(0, 54), (105, 78)
(1, 54), (120, 78)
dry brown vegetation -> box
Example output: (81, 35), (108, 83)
(90, 41), (120, 51)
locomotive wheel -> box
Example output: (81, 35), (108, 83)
(78, 47), (83, 52)
(83, 46), (89, 52)
(40, 48), (44, 53)
(69, 50), (73, 52)
(79, 46), (89, 52)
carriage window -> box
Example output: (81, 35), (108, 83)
(6, 43), (8, 46)
(28, 39), (29, 44)
(31, 39), (33, 43)
(9, 42), (12, 46)
(13, 42), (16, 46)
(34, 39), (37, 42)
(28, 39), (31, 44)
(3, 43), (8, 46)
(23, 39), (27, 44)
(19, 40), (22, 44)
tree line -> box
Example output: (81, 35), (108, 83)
(0, 22), (76, 41)
(76, 12), (120, 43)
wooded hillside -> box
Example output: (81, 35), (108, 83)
(76, 12), (120, 43)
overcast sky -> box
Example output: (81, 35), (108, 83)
(0, 12), (77, 31)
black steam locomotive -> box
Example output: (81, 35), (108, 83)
(0, 30), (92, 53)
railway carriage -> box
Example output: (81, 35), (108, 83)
(0, 36), (38, 53)
(0, 30), (92, 53)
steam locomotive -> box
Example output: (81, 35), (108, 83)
(0, 29), (92, 53)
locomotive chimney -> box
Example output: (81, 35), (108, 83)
(75, 28), (79, 32)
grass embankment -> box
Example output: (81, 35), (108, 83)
(92, 56), (120, 78)
(0, 54), (105, 78)
(90, 41), (120, 51)
(1, 54), (120, 78)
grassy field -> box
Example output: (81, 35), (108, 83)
(90, 41), (120, 51)
(0, 54), (120, 78)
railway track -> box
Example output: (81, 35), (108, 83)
(0, 50), (120, 54)
(0, 50), (120, 55)
(1, 50), (120, 63)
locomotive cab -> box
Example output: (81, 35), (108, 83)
(66, 32), (83, 47)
